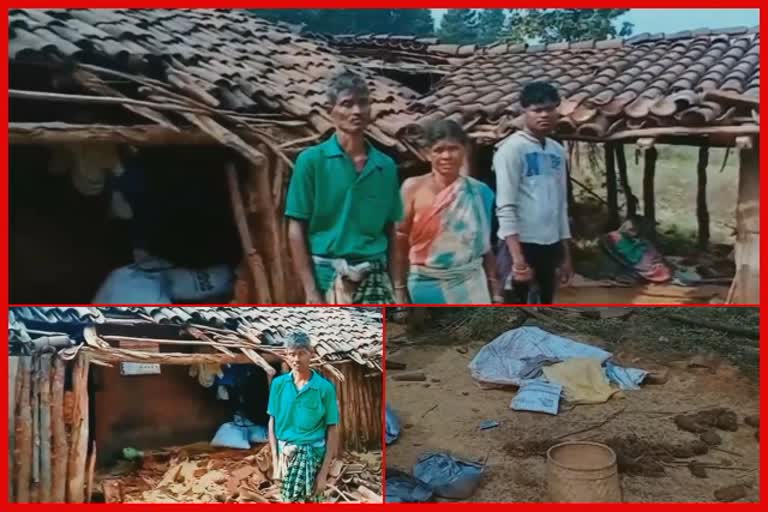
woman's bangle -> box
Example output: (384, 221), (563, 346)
(394, 284), (408, 290)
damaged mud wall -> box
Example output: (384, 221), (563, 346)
(92, 364), (233, 466)
(320, 362), (383, 452)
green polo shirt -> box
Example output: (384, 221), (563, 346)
(285, 134), (403, 259)
(267, 370), (339, 444)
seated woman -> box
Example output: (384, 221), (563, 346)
(393, 120), (503, 304)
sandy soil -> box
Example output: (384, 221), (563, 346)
(385, 322), (759, 503)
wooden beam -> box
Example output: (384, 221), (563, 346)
(606, 124), (759, 140)
(642, 147), (658, 241)
(9, 122), (217, 146)
(50, 358), (67, 503)
(9, 89), (211, 115)
(9, 357), (19, 503)
(731, 146), (760, 303)
(604, 143), (620, 228)
(31, 357), (40, 502)
(614, 143), (637, 219)
(696, 146), (711, 250)
(703, 90), (760, 109)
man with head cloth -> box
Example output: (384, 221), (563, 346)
(285, 69), (403, 304)
(267, 331), (340, 502)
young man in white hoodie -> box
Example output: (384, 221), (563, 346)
(493, 81), (573, 304)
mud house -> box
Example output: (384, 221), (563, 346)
(8, 8), (419, 304)
(389, 28), (760, 303)
(8, 306), (383, 503)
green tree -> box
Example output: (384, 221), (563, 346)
(506, 9), (633, 43)
(477, 9), (507, 45)
(248, 9), (434, 36)
(438, 8), (479, 44)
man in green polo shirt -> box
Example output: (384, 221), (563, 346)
(268, 331), (339, 502)
(285, 70), (403, 304)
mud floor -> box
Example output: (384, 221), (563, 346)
(385, 311), (759, 503)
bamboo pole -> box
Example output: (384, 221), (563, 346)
(9, 89), (211, 115)
(67, 355), (90, 503)
(605, 124), (759, 140)
(731, 146), (760, 303)
(50, 357), (67, 503)
(16, 357), (33, 503)
(9, 122), (216, 146)
(642, 147), (658, 241)
(697, 146), (711, 250)
(604, 143), (620, 229)
(85, 442), (97, 503)
(39, 354), (53, 502)
(226, 162), (273, 303)
(83, 347), (254, 365)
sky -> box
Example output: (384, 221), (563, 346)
(431, 8), (759, 34)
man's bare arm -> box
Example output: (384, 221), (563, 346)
(288, 218), (323, 303)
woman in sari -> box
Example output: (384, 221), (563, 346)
(393, 120), (503, 304)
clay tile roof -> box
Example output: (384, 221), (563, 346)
(9, 306), (383, 368)
(8, 9), (419, 152)
(404, 28), (760, 142)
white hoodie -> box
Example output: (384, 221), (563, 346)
(493, 131), (571, 245)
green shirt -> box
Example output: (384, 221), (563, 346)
(267, 370), (339, 444)
(284, 134), (403, 259)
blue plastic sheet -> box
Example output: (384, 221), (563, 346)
(604, 362), (647, 390)
(210, 414), (268, 449)
(385, 467), (433, 503)
(386, 403), (401, 445)
(412, 453), (485, 500)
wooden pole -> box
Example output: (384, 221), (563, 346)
(226, 163), (273, 303)
(50, 357), (67, 503)
(9, 122), (216, 146)
(67, 355), (90, 503)
(614, 143), (637, 219)
(31, 357), (40, 502)
(696, 146), (711, 250)
(38, 355), (53, 502)
(9, 357), (19, 502)
(731, 144), (760, 303)
(16, 357), (33, 503)
(642, 147), (658, 241)
(604, 143), (620, 229)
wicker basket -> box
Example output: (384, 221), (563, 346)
(546, 441), (622, 503)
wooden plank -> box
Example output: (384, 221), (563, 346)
(82, 346), (253, 365)
(731, 146), (760, 303)
(697, 146), (711, 250)
(85, 442), (97, 503)
(703, 90), (760, 109)
(16, 357), (33, 503)
(38, 354), (53, 502)
(606, 124), (760, 141)
(67, 355), (90, 503)
(50, 357), (67, 503)
(642, 147), (658, 241)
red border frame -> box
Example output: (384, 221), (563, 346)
(3, 2), (765, 509)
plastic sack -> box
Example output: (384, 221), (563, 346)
(386, 404), (401, 445)
(510, 380), (563, 415)
(412, 453), (485, 499)
(93, 258), (173, 304)
(604, 362), (647, 391)
(385, 467), (433, 503)
(468, 327), (612, 387)
(166, 264), (234, 301)
(210, 422), (251, 449)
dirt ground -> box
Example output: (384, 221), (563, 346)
(385, 308), (759, 503)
